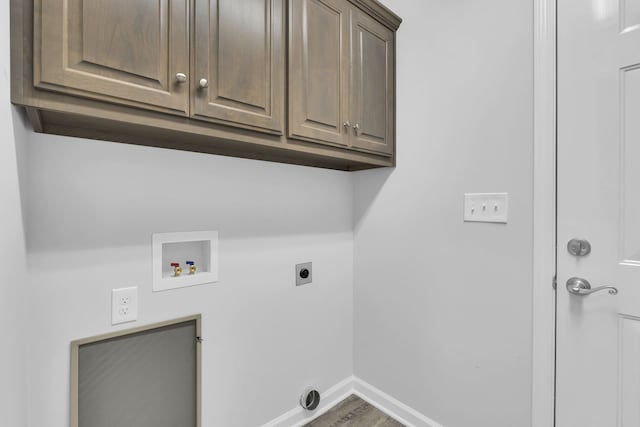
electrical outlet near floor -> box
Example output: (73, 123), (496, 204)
(112, 287), (138, 325)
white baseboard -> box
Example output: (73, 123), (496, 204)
(353, 377), (443, 427)
(261, 376), (443, 427)
(261, 376), (355, 427)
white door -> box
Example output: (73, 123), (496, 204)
(557, 0), (640, 425)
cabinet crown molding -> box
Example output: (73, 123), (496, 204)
(348, 0), (402, 30)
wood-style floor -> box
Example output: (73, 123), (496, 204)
(303, 395), (405, 427)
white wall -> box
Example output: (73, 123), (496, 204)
(354, 1), (534, 426)
(18, 103), (353, 427)
(0, 0), (28, 424)
(23, 126), (354, 425)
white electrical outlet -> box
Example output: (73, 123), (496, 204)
(112, 287), (138, 325)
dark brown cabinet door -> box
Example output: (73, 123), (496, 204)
(288, 0), (351, 147)
(193, 0), (284, 134)
(350, 10), (395, 156)
(36, 0), (189, 115)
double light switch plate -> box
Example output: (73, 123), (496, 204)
(464, 193), (509, 223)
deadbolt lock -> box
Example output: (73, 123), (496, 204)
(567, 238), (591, 257)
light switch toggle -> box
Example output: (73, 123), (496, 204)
(464, 193), (509, 223)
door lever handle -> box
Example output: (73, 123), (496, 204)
(566, 277), (618, 296)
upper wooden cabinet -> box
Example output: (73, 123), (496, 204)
(193, 0), (285, 134)
(289, 0), (351, 147)
(350, 9), (395, 155)
(289, 0), (395, 156)
(36, 0), (190, 115)
(12, 0), (401, 170)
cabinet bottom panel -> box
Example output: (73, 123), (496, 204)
(24, 107), (393, 171)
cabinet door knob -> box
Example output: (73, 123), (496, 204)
(199, 78), (209, 89)
(175, 73), (187, 83)
(343, 121), (351, 130)
(353, 123), (361, 136)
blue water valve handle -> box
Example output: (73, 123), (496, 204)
(186, 261), (196, 275)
